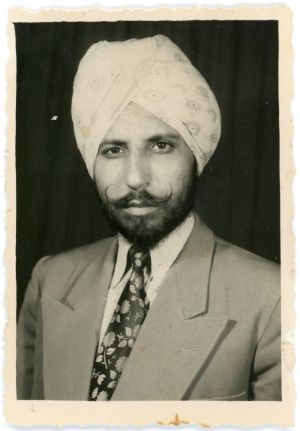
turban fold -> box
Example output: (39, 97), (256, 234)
(71, 34), (221, 178)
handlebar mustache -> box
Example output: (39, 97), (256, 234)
(105, 189), (172, 209)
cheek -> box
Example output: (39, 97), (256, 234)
(170, 171), (192, 196)
(94, 160), (117, 195)
(151, 154), (194, 189)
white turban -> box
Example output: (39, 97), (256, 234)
(71, 34), (221, 178)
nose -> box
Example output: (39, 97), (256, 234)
(125, 151), (150, 190)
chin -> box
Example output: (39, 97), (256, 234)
(103, 202), (194, 249)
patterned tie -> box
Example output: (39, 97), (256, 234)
(89, 245), (151, 401)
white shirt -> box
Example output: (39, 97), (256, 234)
(99, 212), (195, 342)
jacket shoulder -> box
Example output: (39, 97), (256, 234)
(213, 236), (280, 304)
(33, 236), (116, 281)
(215, 236), (279, 276)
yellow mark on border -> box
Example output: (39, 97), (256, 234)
(157, 413), (189, 426)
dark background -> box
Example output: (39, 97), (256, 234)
(15, 20), (280, 316)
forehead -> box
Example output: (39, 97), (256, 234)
(103, 102), (183, 141)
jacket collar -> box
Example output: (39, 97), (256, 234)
(174, 213), (215, 319)
(63, 212), (213, 319)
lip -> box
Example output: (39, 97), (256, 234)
(126, 199), (152, 207)
(122, 206), (158, 215)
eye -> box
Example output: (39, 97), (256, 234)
(101, 146), (125, 158)
(150, 140), (174, 153)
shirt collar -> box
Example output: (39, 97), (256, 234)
(110, 234), (131, 288)
(110, 212), (195, 288)
(150, 212), (194, 282)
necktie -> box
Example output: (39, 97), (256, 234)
(89, 246), (151, 401)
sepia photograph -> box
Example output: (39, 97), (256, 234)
(16, 18), (281, 402)
(4, 5), (295, 427)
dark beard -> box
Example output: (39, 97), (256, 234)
(98, 169), (197, 249)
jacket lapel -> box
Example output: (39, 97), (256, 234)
(42, 238), (117, 400)
(112, 217), (230, 400)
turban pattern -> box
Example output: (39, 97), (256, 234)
(71, 34), (221, 178)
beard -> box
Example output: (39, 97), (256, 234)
(98, 167), (197, 249)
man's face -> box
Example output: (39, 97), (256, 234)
(94, 102), (196, 247)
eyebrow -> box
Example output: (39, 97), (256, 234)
(99, 133), (181, 149)
(147, 133), (181, 142)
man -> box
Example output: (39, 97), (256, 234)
(17, 35), (281, 401)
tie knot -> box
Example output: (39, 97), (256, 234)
(129, 246), (151, 271)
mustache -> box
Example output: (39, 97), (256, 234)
(104, 188), (173, 209)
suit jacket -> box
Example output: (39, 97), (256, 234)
(17, 216), (281, 401)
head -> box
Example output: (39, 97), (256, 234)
(71, 35), (221, 246)
(94, 102), (196, 248)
